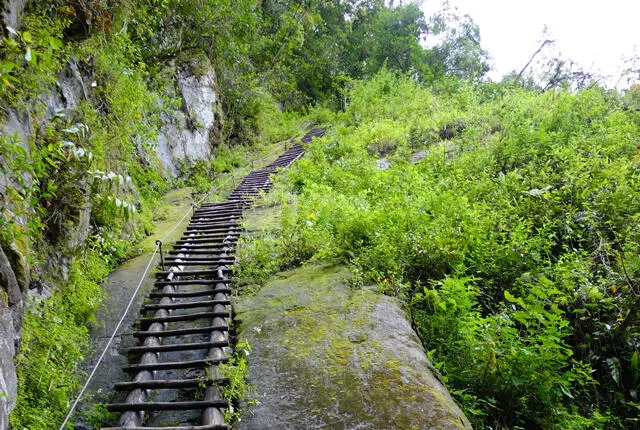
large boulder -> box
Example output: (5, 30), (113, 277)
(236, 263), (472, 429)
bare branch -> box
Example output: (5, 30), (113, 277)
(518, 39), (554, 79)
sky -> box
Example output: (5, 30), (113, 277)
(420, 0), (640, 86)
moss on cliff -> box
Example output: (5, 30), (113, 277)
(235, 262), (472, 429)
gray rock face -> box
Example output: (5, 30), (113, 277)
(1, 0), (29, 32)
(0, 244), (25, 430)
(0, 49), (221, 429)
(236, 263), (472, 430)
(0, 307), (16, 430)
(156, 65), (222, 176)
(0, 109), (33, 204)
(0, 58), (91, 429)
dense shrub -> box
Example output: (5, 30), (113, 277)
(253, 69), (640, 428)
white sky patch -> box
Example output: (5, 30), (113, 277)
(421, 0), (640, 86)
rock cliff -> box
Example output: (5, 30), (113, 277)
(0, 17), (223, 425)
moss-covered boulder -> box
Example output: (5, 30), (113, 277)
(235, 263), (471, 429)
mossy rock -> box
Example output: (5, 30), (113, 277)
(236, 263), (472, 429)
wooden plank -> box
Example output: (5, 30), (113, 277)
(127, 340), (229, 354)
(155, 269), (227, 277)
(149, 289), (230, 298)
(122, 357), (228, 372)
(143, 299), (230, 311)
(168, 250), (234, 255)
(139, 310), (230, 324)
(153, 279), (229, 286)
(132, 325), (228, 338)
(102, 425), (229, 430)
(106, 400), (228, 412)
(174, 238), (237, 245)
(114, 377), (228, 390)
(160, 261), (233, 267)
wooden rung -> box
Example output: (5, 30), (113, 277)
(164, 257), (234, 263)
(200, 201), (246, 207)
(127, 340), (229, 354)
(174, 243), (236, 249)
(160, 261), (234, 267)
(122, 357), (228, 372)
(143, 299), (230, 311)
(179, 236), (238, 242)
(180, 227), (241, 234)
(192, 211), (242, 217)
(171, 245), (235, 251)
(154, 279), (226, 286)
(102, 426), (229, 430)
(140, 311), (229, 324)
(150, 289), (230, 298)
(189, 218), (241, 225)
(168, 250), (234, 255)
(103, 425), (228, 430)
(132, 325), (228, 338)
(181, 233), (239, 239)
(187, 217), (241, 228)
(186, 224), (239, 231)
(155, 269), (228, 277)
(174, 239), (236, 245)
(194, 208), (243, 214)
(114, 377), (228, 390)
(105, 399), (228, 412)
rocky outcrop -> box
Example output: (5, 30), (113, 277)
(155, 59), (223, 176)
(0, 244), (27, 430)
(236, 262), (472, 429)
(0, 59), (86, 427)
(0, 307), (16, 430)
(1, 0), (29, 32)
(0, 53), (222, 428)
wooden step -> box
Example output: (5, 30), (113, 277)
(127, 340), (229, 354)
(122, 357), (229, 372)
(102, 426), (229, 430)
(168, 250), (234, 255)
(180, 233), (240, 240)
(154, 279), (227, 286)
(187, 221), (240, 229)
(179, 227), (241, 234)
(171, 244), (235, 251)
(132, 325), (228, 338)
(175, 238), (237, 245)
(155, 269), (228, 277)
(113, 377), (228, 391)
(160, 260), (234, 267)
(165, 255), (234, 261)
(143, 299), (230, 311)
(149, 289), (230, 298)
(139, 311), (230, 325)
(106, 399), (228, 412)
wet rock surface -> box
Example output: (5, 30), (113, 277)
(156, 58), (222, 176)
(0, 241), (28, 430)
(236, 263), (471, 430)
(0, 307), (16, 430)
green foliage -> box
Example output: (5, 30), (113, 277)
(215, 341), (255, 423)
(0, 11), (68, 107)
(10, 249), (109, 429)
(252, 71), (640, 428)
(235, 232), (287, 291)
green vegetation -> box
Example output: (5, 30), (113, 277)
(3, 0), (639, 428)
(214, 340), (254, 423)
(236, 70), (640, 428)
(1, 1), (309, 428)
